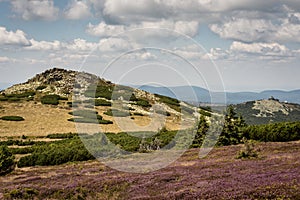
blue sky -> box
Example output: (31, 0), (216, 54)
(0, 0), (300, 92)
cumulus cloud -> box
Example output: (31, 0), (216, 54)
(98, 37), (132, 52)
(230, 41), (290, 57)
(0, 26), (30, 46)
(210, 11), (300, 43)
(64, 0), (92, 20)
(209, 18), (276, 43)
(86, 20), (199, 38)
(0, 56), (9, 63)
(11, 0), (59, 21)
(86, 22), (125, 37)
(65, 38), (98, 51)
(25, 39), (61, 51)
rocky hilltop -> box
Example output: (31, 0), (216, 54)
(3, 68), (107, 96)
(233, 97), (300, 124)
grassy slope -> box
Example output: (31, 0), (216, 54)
(0, 141), (299, 199)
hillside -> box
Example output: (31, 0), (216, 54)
(233, 97), (300, 125)
(0, 68), (200, 136)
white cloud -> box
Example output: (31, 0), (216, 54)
(65, 38), (98, 51)
(64, 0), (92, 20)
(0, 56), (9, 63)
(86, 22), (125, 37)
(86, 20), (199, 38)
(209, 11), (300, 43)
(25, 39), (61, 51)
(98, 37), (132, 52)
(209, 18), (276, 43)
(230, 41), (290, 57)
(11, 0), (59, 21)
(0, 26), (30, 46)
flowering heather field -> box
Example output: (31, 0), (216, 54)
(0, 141), (299, 199)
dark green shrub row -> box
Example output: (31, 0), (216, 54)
(1, 116), (24, 121)
(0, 145), (15, 175)
(68, 118), (113, 124)
(36, 85), (47, 90)
(17, 138), (95, 167)
(155, 94), (181, 112)
(68, 110), (98, 117)
(0, 91), (35, 102)
(84, 85), (114, 100)
(242, 121), (300, 142)
(83, 99), (112, 106)
(41, 94), (67, 105)
(9, 147), (34, 154)
(104, 109), (131, 117)
(0, 140), (45, 146)
(133, 112), (144, 116)
(46, 133), (78, 139)
(181, 106), (194, 114)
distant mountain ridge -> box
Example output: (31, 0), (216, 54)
(133, 85), (300, 104)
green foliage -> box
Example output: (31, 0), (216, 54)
(84, 84), (114, 100)
(199, 109), (212, 117)
(46, 133), (78, 139)
(68, 109), (112, 124)
(41, 94), (60, 105)
(0, 145), (15, 175)
(135, 99), (151, 107)
(133, 112), (144, 116)
(68, 118), (113, 124)
(155, 94), (181, 112)
(218, 105), (246, 146)
(191, 115), (209, 148)
(17, 138), (95, 167)
(0, 91), (35, 102)
(236, 138), (258, 159)
(83, 98), (111, 106)
(36, 85), (47, 90)
(104, 109), (131, 117)
(0, 139), (41, 146)
(242, 121), (300, 142)
(129, 93), (138, 101)
(1, 115), (25, 121)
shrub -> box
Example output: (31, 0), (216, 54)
(83, 99), (112, 106)
(36, 85), (47, 90)
(41, 94), (60, 105)
(46, 133), (78, 139)
(17, 139), (95, 167)
(236, 138), (258, 159)
(104, 109), (130, 117)
(0, 145), (15, 175)
(136, 99), (151, 107)
(155, 94), (181, 112)
(1, 116), (24, 121)
(133, 112), (144, 116)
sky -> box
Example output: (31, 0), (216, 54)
(0, 0), (300, 92)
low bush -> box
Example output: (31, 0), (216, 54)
(83, 99), (112, 106)
(17, 138), (95, 167)
(1, 116), (24, 121)
(36, 85), (47, 90)
(41, 94), (60, 105)
(46, 133), (78, 139)
(104, 109), (131, 117)
(0, 145), (15, 175)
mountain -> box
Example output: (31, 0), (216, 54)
(134, 85), (300, 104)
(233, 97), (300, 125)
(0, 68), (200, 136)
